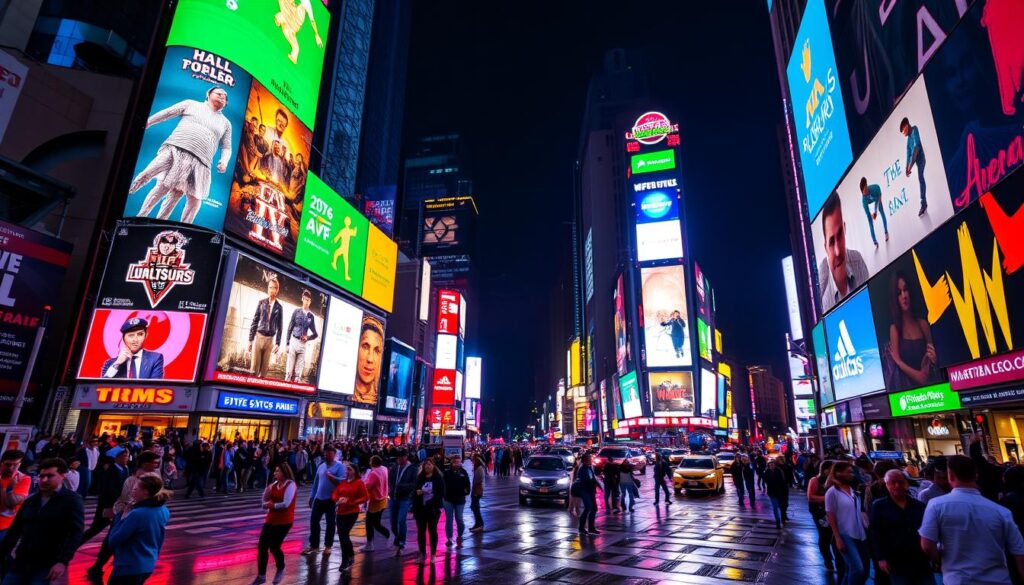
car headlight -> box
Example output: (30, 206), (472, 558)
(519, 476), (532, 485)
(705, 472), (717, 479)
(557, 477), (570, 486)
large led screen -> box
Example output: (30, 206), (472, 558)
(619, 370), (642, 419)
(380, 338), (414, 416)
(787, 0), (854, 220)
(465, 356), (482, 399)
(811, 321), (835, 406)
(697, 318), (712, 362)
(699, 368), (717, 420)
(634, 189), (680, 223)
(648, 371), (694, 417)
(295, 172), (368, 296)
(209, 254), (326, 393)
(613, 273), (630, 376)
(641, 265), (692, 367)
(77, 310), (206, 383)
(122, 47), (249, 231)
(166, 0), (330, 127)
(317, 295), (362, 395)
(636, 221), (684, 263)
(436, 334), (458, 370)
(362, 224), (398, 313)
(223, 80), (312, 260)
(825, 288), (885, 401)
(352, 314), (384, 405)
(812, 78), (954, 314)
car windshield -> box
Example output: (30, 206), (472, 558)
(549, 449), (571, 456)
(679, 459), (715, 469)
(526, 458), (565, 471)
(718, 453), (735, 460)
(599, 448), (627, 458)
(671, 450), (686, 455)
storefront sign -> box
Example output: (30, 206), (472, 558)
(75, 384), (196, 411)
(306, 402), (346, 420)
(350, 407), (373, 421)
(861, 395), (892, 419)
(959, 386), (1024, 408)
(948, 348), (1024, 391)
(869, 451), (903, 461)
(889, 383), (960, 417)
(216, 390), (298, 415)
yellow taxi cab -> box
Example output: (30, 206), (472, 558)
(673, 454), (725, 494)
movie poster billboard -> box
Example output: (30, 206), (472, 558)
(619, 370), (642, 419)
(811, 79), (954, 315)
(613, 273), (630, 376)
(294, 172), (368, 296)
(648, 371), (694, 417)
(826, 0), (968, 152)
(317, 295), (362, 395)
(924, 0), (1024, 213)
(166, 0), (330, 127)
(825, 289), (885, 402)
(879, 171), (1024, 369)
(209, 254), (326, 393)
(640, 264), (692, 368)
(786, 0), (854, 220)
(352, 314), (384, 405)
(379, 338), (414, 416)
(122, 46), (250, 231)
(0, 221), (71, 391)
(223, 80), (311, 260)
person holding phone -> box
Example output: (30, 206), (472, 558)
(412, 459), (445, 565)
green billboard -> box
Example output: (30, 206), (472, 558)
(294, 173), (368, 296)
(167, 0), (330, 126)
(889, 383), (960, 417)
(697, 318), (712, 362)
(630, 149), (676, 175)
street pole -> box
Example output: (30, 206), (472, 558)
(11, 307), (50, 425)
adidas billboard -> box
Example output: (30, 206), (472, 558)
(824, 289), (885, 401)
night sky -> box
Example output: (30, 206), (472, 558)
(403, 1), (793, 434)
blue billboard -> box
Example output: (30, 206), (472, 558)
(786, 0), (854, 220)
(216, 390), (299, 415)
(824, 289), (885, 402)
(811, 321), (835, 406)
(634, 189), (679, 224)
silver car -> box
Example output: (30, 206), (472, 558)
(519, 455), (571, 507)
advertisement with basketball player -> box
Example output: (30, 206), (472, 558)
(294, 172), (368, 296)
(223, 81), (311, 261)
(208, 253), (326, 393)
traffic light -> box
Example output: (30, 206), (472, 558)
(972, 413), (988, 433)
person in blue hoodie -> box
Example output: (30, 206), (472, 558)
(107, 474), (170, 584)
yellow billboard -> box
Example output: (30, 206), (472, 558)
(361, 224), (397, 312)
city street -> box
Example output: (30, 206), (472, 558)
(70, 472), (826, 585)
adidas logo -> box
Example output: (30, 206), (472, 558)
(831, 321), (864, 380)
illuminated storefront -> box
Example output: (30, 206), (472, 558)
(74, 385), (197, 440)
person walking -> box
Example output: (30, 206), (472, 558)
(250, 464), (296, 585)
(0, 450), (31, 545)
(603, 459), (621, 513)
(730, 454), (757, 507)
(825, 461), (869, 585)
(331, 462), (367, 573)
(576, 453), (602, 535)
(764, 458), (789, 528)
(361, 455), (390, 552)
(413, 459), (445, 565)
(302, 445), (344, 557)
(442, 455), (471, 547)
(78, 438), (101, 499)
(808, 460), (843, 574)
(0, 459), (84, 585)
(106, 475), (171, 585)
(869, 470), (931, 585)
(469, 454), (485, 532)
(920, 455), (1024, 585)
(619, 460), (638, 512)
(388, 448), (417, 551)
(652, 451), (673, 506)
(82, 448), (131, 547)
(917, 458), (950, 505)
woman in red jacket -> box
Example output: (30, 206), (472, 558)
(331, 462), (368, 572)
(251, 464), (296, 585)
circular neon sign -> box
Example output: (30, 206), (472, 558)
(632, 111), (673, 145)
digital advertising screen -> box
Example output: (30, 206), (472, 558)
(811, 321), (835, 405)
(825, 288), (885, 401)
(635, 220), (684, 263)
(697, 318), (712, 363)
(716, 371), (728, 427)
(924, 0), (1024, 213)
(619, 370), (643, 419)
(786, 0), (854, 220)
(436, 334), (458, 370)
(122, 46), (249, 231)
(826, 0), (967, 152)
(0, 221), (71, 391)
(611, 375), (624, 420)
(465, 356), (482, 399)
(421, 197), (476, 256)
(648, 371), (694, 417)
(613, 273), (630, 376)
(811, 78), (954, 314)
(77, 309), (207, 383)
(431, 368), (456, 406)
(352, 314), (384, 405)
(699, 367), (717, 420)
(379, 338), (414, 415)
(317, 295), (362, 395)
(166, 0), (330, 127)
(209, 253), (326, 393)
(294, 172), (368, 297)
(437, 289), (461, 335)
(640, 264), (692, 368)
(630, 149), (676, 175)
(634, 188), (680, 224)
(223, 80), (311, 260)
(362, 184), (397, 237)
(361, 223), (398, 313)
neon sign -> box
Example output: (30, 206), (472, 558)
(625, 111), (678, 145)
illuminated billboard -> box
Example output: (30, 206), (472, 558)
(825, 288), (885, 402)
(437, 289), (460, 335)
(421, 196), (477, 256)
(634, 189), (679, 223)
(786, 0), (854, 219)
(811, 78), (954, 314)
(317, 295), (362, 395)
(630, 149), (676, 175)
(635, 220), (684, 263)
(699, 367), (717, 420)
(352, 314), (384, 405)
(619, 370), (642, 419)
(465, 356), (482, 399)
(431, 368), (456, 406)
(641, 265), (692, 367)
(361, 224), (398, 313)
(436, 334), (458, 370)
(613, 273), (630, 376)
(648, 371), (694, 417)
(380, 338), (414, 415)
(166, 0), (330, 127)
(812, 321), (835, 406)
(294, 173), (368, 297)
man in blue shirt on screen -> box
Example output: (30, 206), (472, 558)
(859, 178), (888, 248)
(901, 117), (927, 216)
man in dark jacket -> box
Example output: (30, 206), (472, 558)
(81, 447), (130, 544)
(388, 449), (418, 550)
(653, 451), (673, 506)
(763, 458), (789, 528)
(730, 454), (757, 507)
(577, 453), (602, 535)
(0, 458), (84, 583)
(869, 469), (931, 583)
(969, 432), (1005, 501)
(603, 460), (621, 513)
(441, 455), (471, 546)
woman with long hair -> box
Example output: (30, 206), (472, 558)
(362, 455), (391, 551)
(250, 464), (296, 585)
(887, 270), (940, 388)
(413, 458), (446, 564)
(332, 462), (368, 572)
(107, 475), (171, 585)
(807, 460), (843, 574)
(825, 461), (869, 585)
